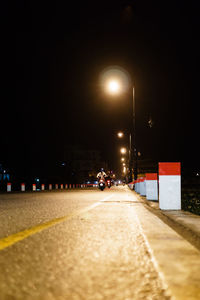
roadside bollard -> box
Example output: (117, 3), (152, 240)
(73, 184), (75, 188)
(55, 184), (58, 190)
(32, 184), (36, 191)
(134, 180), (138, 192)
(60, 184), (63, 190)
(41, 184), (45, 191)
(49, 184), (52, 190)
(159, 162), (181, 210)
(21, 183), (25, 192)
(129, 182), (134, 190)
(140, 177), (146, 196)
(7, 182), (11, 192)
(146, 173), (158, 200)
(136, 179), (141, 193)
(65, 184), (68, 189)
(69, 184), (71, 189)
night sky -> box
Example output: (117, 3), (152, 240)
(1, 1), (200, 179)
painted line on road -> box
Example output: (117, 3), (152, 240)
(0, 194), (114, 251)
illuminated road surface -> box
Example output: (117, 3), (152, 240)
(0, 186), (200, 300)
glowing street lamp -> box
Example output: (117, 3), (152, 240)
(121, 157), (125, 162)
(106, 80), (121, 94)
(120, 147), (127, 154)
(117, 131), (124, 138)
(101, 66), (138, 181)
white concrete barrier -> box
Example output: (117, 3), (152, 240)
(140, 177), (146, 196)
(7, 182), (11, 192)
(41, 184), (45, 191)
(146, 173), (158, 200)
(21, 183), (25, 192)
(137, 179), (141, 194)
(134, 179), (138, 193)
(32, 184), (36, 191)
(159, 162), (181, 210)
(129, 181), (134, 190)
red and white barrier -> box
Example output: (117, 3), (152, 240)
(7, 182), (11, 192)
(65, 184), (68, 189)
(49, 184), (52, 190)
(140, 177), (146, 196)
(159, 162), (181, 210)
(137, 179), (141, 194)
(60, 184), (63, 190)
(21, 183), (25, 192)
(134, 179), (139, 193)
(32, 184), (36, 191)
(41, 184), (45, 191)
(69, 184), (72, 189)
(146, 173), (158, 200)
(55, 184), (58, 190)
(128, 182), (134, 190)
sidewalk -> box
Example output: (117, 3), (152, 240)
(131, 190), (200, 247)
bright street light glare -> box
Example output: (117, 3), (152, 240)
(100, 66), (131, 96)
(120, 147), (126, 154)
(117, 132), (124, 138)
(107, 80), (120, 94)
(121, 157), (125, 162)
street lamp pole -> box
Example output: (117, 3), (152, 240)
(129, 132), (132, 182)
(132, 86), (138, 180)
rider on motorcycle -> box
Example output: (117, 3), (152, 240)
(97, 168), (107, 181)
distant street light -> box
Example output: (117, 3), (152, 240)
(102, 66), (138, 181)
(120, 147), (127, 154)
(121, 157), (125, 162)
(117, 131), (124, 138)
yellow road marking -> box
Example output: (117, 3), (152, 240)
(0, 194), (113, 251)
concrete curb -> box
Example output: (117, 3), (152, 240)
(130, 189), (200, 250)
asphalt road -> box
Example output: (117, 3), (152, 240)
(0, 186), (200, 300)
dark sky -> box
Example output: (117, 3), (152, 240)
(1, 0), (200, 178)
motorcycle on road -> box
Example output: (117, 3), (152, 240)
(106, 179), (111, 188)
(98, 178), (106, 191)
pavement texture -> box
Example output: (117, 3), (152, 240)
(0, 186), (200, 300)
(136, 192), (200, 250)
